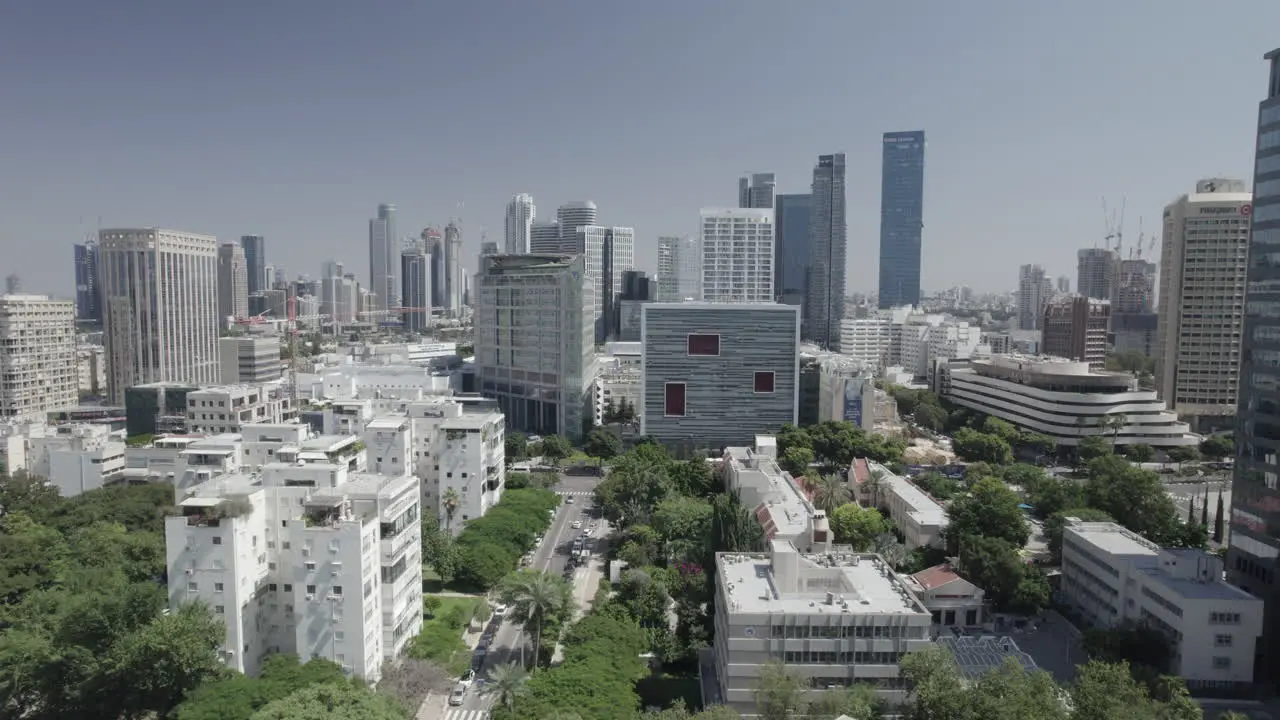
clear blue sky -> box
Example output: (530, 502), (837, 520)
(3, 0), (1279, 296)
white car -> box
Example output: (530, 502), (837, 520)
(458, 669), (476, 688)
(448, 684), (466, 706)
(571, 520), (583, 529)
(492, 603), (508, 617)
(565, 497), (575, 504)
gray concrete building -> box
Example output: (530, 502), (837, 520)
(640, 302), (799, 452)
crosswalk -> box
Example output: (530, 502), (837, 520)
(444, 710), (491, 720)
(556, 490), (593, 497)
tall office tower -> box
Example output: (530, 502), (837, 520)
(368, 203), (398, 314)
(4, 275), (20, 295)
(0, 294), (78, 420)
(240, 234), (266, 295)
(1016, 264), (1053, 331)
(809, 153), (848, 349)
(574, 225), (636, 339)
(738, 172), (776, 209)
(98, 228), (219, 403)
(656, 236), (701, 302)
(878, 132), (926, 310)
(474, 254), (594, 440)
(1057, 276), (1071, 294)
(443, 222), (463, 316)
(529, 221), (563, 253)
(699, 208), (774, 303)
(1077, 248), (1119, 302)
(420, 228), (444, 309)
(775, 193), (813, 312)
(400, 245), (432, 333)
(1115, 259), (1157, 313)
(557, 201), (598, 249)
(73, 240), (101, 323)
(1229, 48), (1280, 679)
(504, 193), (536, 255)
(1155, 179), (1252, 425)
(1041, 295), (1111, 369)
(216, 243), (249, 322)
(321, 275), (360, 323)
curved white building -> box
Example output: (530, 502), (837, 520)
(938, 354), (1198, 447)
(557, 200), (598, 249)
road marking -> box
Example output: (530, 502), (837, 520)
(444, 710), (491, 720)
(555, 490), (593, 496)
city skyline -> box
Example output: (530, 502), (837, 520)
(2, 2), (1278, 298)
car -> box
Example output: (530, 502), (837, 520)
(571, 520), (583, 529)
(565, 497), (575, 504)
(458, 669), (476, 687)
(492, 603), (508, 617)
(449, 684), (466, 706)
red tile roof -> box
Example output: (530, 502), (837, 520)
(912, 563), (962, 591)
(851, 458), (870, 485)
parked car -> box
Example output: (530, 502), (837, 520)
(449, 684), (466, 706)
(492, 603), (509, 617)
(458, 669), (476, 688)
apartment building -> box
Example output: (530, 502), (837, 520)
(0, 294), (78, 420)
(219, 336), (282, 384)
(1041, 295), (1110, 370)
(712, 540), (933, 716)
(641, 303), (799, 451)
(723, 437), (829, 551)
(26, 423), (125, 497)
(78, 344), (106, 397)
(404, 401), (505, 535)
(851, 460), (948, 550)
(656, 236), (701, 302)
(1060, 519), (1261, 691)
(594, 342), (642, 426)
(186, 384), (295, 434)
(699, 208), (775, 303)
(937, 354), (1198, 448)
(166, 462), (422, 681)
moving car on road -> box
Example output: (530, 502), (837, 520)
(449, 684), (466, 706)
(458, 669), (476, 688)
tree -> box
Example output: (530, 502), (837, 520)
(498, 570), (575, 667)
(981, 416), (1021, 444)
(105, 603), (226, 718)
(1166, 446), (1200, 465)
(1200, 435), (1234, 460)
(538, 435), (573, 467)
(1099, 413), (1129, 445)
(506, 433), (529, 463)
(1082, 621), (1172, 676)
(421, 522), (459, 583)
(584, 430), (622, 462)
(1069, 660), (1162, 720)
(615, 569), (670, 628)
(1077, 436), (1113, 463)
(754, 661), (805, 720)
(803, 683), (882, 720)
(951, 428), (1013, 464)
(913, 402), (950, 433)
(249, 682), (408, 720)
(946, 476), (1029, 553)
(1202, 492), (1210, 527)
(1084, 455), (1184, 545)
(0, 471), (60, 518)
(441, 487), (461, 533)
(1125, 444), (1156, 463)
(828, 503), (890, 551)
(808, 473), (851, 515)
(173, 656), (351, 720)
(911, 471), (960, 501)
(482, 662), (530, 712)
(779, 446), (814, 477)
(651, 495), (713, 562)
(958, 535), (1028, 611)
(1214, 491), (1225, 543)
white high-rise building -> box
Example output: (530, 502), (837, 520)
(529, 221), (563, 254)
(403, 401), (505, 535)
(99, 229), (220, 403)
(557, 201), (598, 250)
(0, 295), (78, 420)
(1016, 264), (1053, 331)
(504, 194), (536, 255)
(575, 225), (636, 327)
(217, 243), (249, 323)
(657, 236), (701, 302)
(165, 462), (422, 681)
(368, 203), (398, 314)
(443, 222), (463, 316)
(699, 208), (774, 303)
(1156, 179), (1252, 423)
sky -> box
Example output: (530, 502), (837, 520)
(3, 0), (1280, 297)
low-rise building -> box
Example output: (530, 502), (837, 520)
(936, 354), (1198, 448)
(723, 436), (829, 551)
(78, 344), (107, 397)
(711, 540), (933, 716)
(219, 336), (282, 384)
(26, 423), (125, 496)
(186, 384), (295, 434)
(594, 341), (642, 426)
(900, 563), (986, 628)
(165, 463), (422, 681)
(851, 460), (948, 550)
(1060, 519), (1261, 692)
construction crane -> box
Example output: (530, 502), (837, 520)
(234, 309), (273, 325)
(1102, 196), (1127, 255)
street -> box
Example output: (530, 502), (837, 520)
(421, 472), (606, 720)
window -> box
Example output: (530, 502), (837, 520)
(687, 334), (720, 356)
(212, 536), (222, 545)
(214, 582), (224, 592)
(306, 584), (316, 594)
(187, 582), (197, 592)
(1212, 656), (1232, 670)
(333, 585), (343, 595)
(1214, 634), (1234, 647)
(754, 371), (776, 393)
(283, 584), (293, 592)
(664, 383), (687, 417)
(215, 605), (225, 614)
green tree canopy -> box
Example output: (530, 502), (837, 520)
(952, 428), (1013, 464)
(946, 476), (1029, 553)
(249, 682), (408, 720)
(828, 503), (891, 551)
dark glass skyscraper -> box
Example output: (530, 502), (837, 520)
(775, 193), (813, 312)
(1228, 48), (1280, 680)
(807, 154), (847, 351)
(400, 247), (431, 332)
(73, 241), (100, 323)
(877, 131), (926, 309)
(240, 234), (266, 295)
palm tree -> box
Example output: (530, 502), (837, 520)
(865, 467), (889, 509)
(810, 474), (851, 515)
(1102, 413), (1128, 445)
(500, 571), (574, 667)
(481, 662), (530, 712)
(442, 487), (461, 532)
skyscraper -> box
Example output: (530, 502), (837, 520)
(1155, 179), (1251, 424)
(656, 236), (700, 302)
(557, 201), (597, 250)
(240, 235), (266, 295)
(738, 173), (776, 209)
(529, 221), (563, 254)
(1077, 248), (1119, 302)
(98, 228), (219, 402)
(400, 245), (432, 333)
(73, 240), (100, 323)
(422, 227), (445, 309)
(878, 132), (925, 310)
(808, 153), (848, 350)
(0, 294), (78, 421)
(368, 203), (398, 313)
(443, 221), (463, 316)
(1115, 258), (1157, 313)
(1016, 264), (1052, 331)
(1227, 48), (1280, 680)
(573, 226), (636, 341)
(699, 208), (774, 303)
(504, 193), (536, 255)
(216, 242), (249, 322)
(775, 193), (813, 310)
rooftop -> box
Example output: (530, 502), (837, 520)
(1065, 520), (1160, 557)
(724, 444), (811, 539)
(935, 635), (1038, 680)
(869, 462), (948, 528)
(911, 563), (964, 591)
(718, 540), (929, 616)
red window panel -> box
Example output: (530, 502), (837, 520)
(754, 371), (775, 393)
(664, 382), (686, 417)
(687, 334), (720, 356)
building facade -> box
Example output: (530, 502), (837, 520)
(1156, 179), (1252, 423)
(99, 228), (220, 403)
(529, 221), (563, 254)
(240, 235), (266, 296)
(504, 193), (536, 255)
(878, 131), (926, 310)
(368, 204), (398, 314)
(574, 225), (636, 338)
(185, 383), (294, 434)
(400, 246), (432, 332)
(73, 240), (101, 323)
(1041, 295), (1110, 369)
(217, 242), (249, 323)
(640, 303), (799, 451)
(1016, 264), (1053, 331)
(557, 201), (598, 250)
(442, 221), (463, 317)
(218, 337), (282, 385)
(808, 153), (848, 350)
(1077, 248), (1119, 303)
(474, 255), (594, 440)
(775, 193), (813, 312)
(737, 172), (776, 210)
(657, 235), (701, 302)
(699, 208), (774, 303)
(0, 295), (78, 420)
